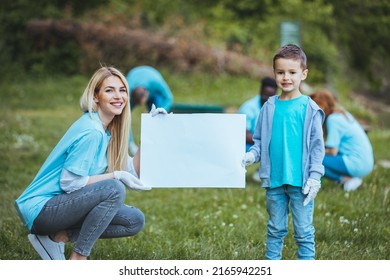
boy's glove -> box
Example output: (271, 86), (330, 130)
(241, 152), (255, 167)
(113, 171), (151, 191)
(150, 104), (168, 117)
(302, 178), (321, 206)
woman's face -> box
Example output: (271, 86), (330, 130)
(94, 75), (128, 126)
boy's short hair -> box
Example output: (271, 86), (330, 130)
(273, 44), (307, 70)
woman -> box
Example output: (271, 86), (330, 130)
(15, 67), (164, 260)
(310, 89), (374, 191)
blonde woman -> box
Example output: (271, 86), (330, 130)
(15, 67), (164, 260)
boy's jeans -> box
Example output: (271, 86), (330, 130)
(265, 185), (315, 260)
(32, 179), (145, 257)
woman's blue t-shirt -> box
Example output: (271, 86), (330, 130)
(326, 112), (374, 177)
(15, 112), (111, 230)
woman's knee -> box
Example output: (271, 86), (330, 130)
(115, 205), (145, 235)
(104, 179), (126, 204)
(131, 207), (145, 234)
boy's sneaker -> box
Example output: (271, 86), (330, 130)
(28, 234), (65, 260)
(343, 177), (363, 192)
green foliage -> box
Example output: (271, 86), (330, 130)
(257, 0), (337, 83)
(1, 0), (390, 95)
(101, 0), (389, 90)
(0, 0), (108, 78)
(324, 0), (390, 92)
(103, 0), (337, 83)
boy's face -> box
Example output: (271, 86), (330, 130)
(273, 58), (308, 96)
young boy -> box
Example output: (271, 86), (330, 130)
(242, 44), (325, 260)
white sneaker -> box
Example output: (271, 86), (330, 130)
(343, 177), (363, 192)
(28, 234), (65, 260)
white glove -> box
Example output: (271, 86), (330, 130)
(113, 171), (151, 191)
(241, 152), (255, 167)
(150, 104), (168, 117)
(302, 178), (321, 206)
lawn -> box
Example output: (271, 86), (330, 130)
(0, 70), (389, 260)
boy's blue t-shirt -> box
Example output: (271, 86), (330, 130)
(326, 112), (374, 177)
(15, 112), (111, 230)
(270, 95), (309, 188)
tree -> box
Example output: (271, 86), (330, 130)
(324, 0), (390, 92)
(0, 0), (108, 77)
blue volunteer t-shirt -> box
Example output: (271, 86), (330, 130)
(238, 95), (261, 151)
(326, 112), (374, 177)
(270, 95), (309, 188)
(15, 112), (111, 230)
(126, 66), (173, 111)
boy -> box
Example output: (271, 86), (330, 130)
(242, 44), (325, 260)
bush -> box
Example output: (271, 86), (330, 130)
(0, 0), (108, 78)
(25, 19), (273, 79)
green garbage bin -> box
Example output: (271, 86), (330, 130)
(170, 103), (225, 113)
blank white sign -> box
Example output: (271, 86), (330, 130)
(140, 113), (246, 188)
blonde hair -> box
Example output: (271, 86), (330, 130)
(80, 67), (130, 172)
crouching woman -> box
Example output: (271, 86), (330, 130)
(15, 67), (153, 260)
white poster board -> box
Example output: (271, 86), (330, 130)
(140, 113), (246, 188)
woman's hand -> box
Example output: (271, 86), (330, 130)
(114, 171), (151, 191)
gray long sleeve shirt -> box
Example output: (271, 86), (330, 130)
(60, 155), (137, 193)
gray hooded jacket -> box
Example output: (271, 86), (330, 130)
(249, 95), (325, 188)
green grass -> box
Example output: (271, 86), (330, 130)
(1, 71), (389, 260)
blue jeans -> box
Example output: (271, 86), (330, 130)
(265, 185), (315, 260)
(31, 179), (145, 257)
(323, 154), (350, 182)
